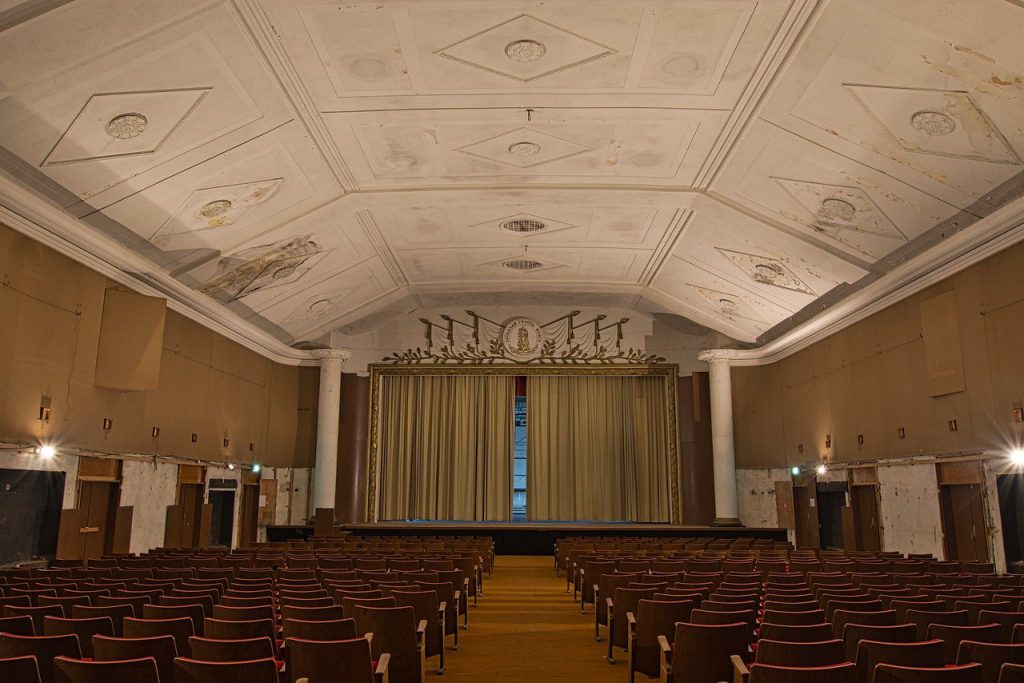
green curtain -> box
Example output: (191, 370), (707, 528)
(378, 374), (514, 520)
(526, 375), (671, 522)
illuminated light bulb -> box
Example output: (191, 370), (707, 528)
(790, 466), (800, 476)
(227, 463), (235, 471)
(251, 463), (262, 474)
(1010, 449), (1024, 466)
(38, 445), (56, 458)
(816, 464), (828, 476)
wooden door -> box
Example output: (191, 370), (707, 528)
(792, 486), (819, 549)
(173, 483), (204, 548)
(940, 483), (989, 562)
(77, 481), (119, 560)
(238, 484), (260, 548)
(850, 485), (882, 551)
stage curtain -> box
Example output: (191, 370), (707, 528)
(379, 374), (514, 521)
(526, 375), (671, 522)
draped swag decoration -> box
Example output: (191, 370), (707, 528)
(378, 374), (514, 521)
(526, 375), (671, 522)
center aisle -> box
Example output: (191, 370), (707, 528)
(443, 555), (627, 683)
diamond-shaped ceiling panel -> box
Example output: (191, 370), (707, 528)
(44, 88), (210, 166)
(151, 178), (283, 249)
(456, 127), (593, 168)
(847, 85), (1019, 165)
(717, 249), (816, 296)
(436, 14), (615, 82)
(474, 211), (575, 238)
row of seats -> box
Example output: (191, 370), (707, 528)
(562, 546), (1024, 683)
(0, 540), (489, 683)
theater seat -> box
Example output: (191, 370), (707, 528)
(873, 663), (984, 682)
(52, 656), (160, 683)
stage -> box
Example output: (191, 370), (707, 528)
(266, 521), (788, 555)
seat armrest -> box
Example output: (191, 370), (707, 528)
(416, 618), (427, 642)
(731, 654), (750, 683)
(626, 611), (636, 631)
(375, 653), (390, 676)
(438, 601), (447, 615)
(365, 632), (374, 646)
(658, 635), (672, 683)
(606, 597), (614, 610)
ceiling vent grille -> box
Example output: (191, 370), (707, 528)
(500, 218), (546, 234)
(502, 258), (544, 272)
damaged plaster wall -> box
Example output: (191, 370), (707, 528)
(119, 459), (178, 554)
(876, 462), (945, 558)
(737, 468), (791, 528)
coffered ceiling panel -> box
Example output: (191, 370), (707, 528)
(715, 121), (964, 263)
(754, 0), (1024, 210)
(0, 3), (293, 210)
(325, 108), (722, 187)
(268, 0), (788, 107)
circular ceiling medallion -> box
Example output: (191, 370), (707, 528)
(501, 317), (544, 360)
(500, 218), (546, 233)
(199, 200), (233, 218)
(350, 56), (388, 78)
(106, 113), (148, 140)
(503, 258), (543, 271)
(508, 141), (541, 157)
(387, 153), (417, 169)
(754, 263), (781, 282)
(818, 197), (856, 222)
(910, 110), (956, 137)
(505, 40), (546, 63)
(661, 54), (701, 81)
(719, 298), (739, 313)
(272, 264), (298, 280)
(308, 299), (333, 315)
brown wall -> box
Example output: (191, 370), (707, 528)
(678, 374), (716, 524)
(733, 239), (1024, 470)
(0, 223), (314, 468)
(335, 373), (370, 523)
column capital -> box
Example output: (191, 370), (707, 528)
(311, 347), (351, 362)
(698, 349), (738, 363)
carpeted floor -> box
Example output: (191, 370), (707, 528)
(439, 555), (633, 683)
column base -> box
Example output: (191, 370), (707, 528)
(710, 517), (743, 527)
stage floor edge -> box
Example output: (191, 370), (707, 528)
(266, 522), (787, 555)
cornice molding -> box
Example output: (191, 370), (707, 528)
(701, 195), (1024, 367)
(311, 348), (352, 362)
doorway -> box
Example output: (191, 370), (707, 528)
(76, 480), (120, 560)
(0, 469), (65, 564)
(208, 489), (235, 548)
(238, 482), (260, 548)
(939, 483), (989, 562)
(849, 484), (882, 551)
(792, 485), (818, 549)
(997, 473), (1024, 569)
(816, 482), (847, 550)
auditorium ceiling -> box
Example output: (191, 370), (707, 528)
(1, 0), (1023, 359)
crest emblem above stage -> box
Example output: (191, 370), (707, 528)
(381, 310), (665, 365)
(501, 318), (543, 360)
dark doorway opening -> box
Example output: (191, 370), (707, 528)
(0, 469), (64, 565)
(792, 485), (817, 549)
(209, 490), (236, 548)
(816, 482), (847, 550)
(997, 473), (1024, 569)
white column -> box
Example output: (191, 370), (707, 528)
(311, 348), (350, 513)
(699, 350), (741, 526)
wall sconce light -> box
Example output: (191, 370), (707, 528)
(857, 434), (864, 445)
(897, 427), (906, 439)
(1014, 407), (1024, 423)
(790, 466), (801, 476)
(797, 444), (804, 454)
(39, 406), (51, 422)
(102, 418), (113, 431)
(191, 433), (198, 443)
(824, 434), (832, 449)
(223, 438), (230, 448)
(151, 427), (160, 438)
(948, 419), (958, 432)
(816, 463), (828, 476)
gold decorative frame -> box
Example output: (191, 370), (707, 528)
(365, 363), (681, 524)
